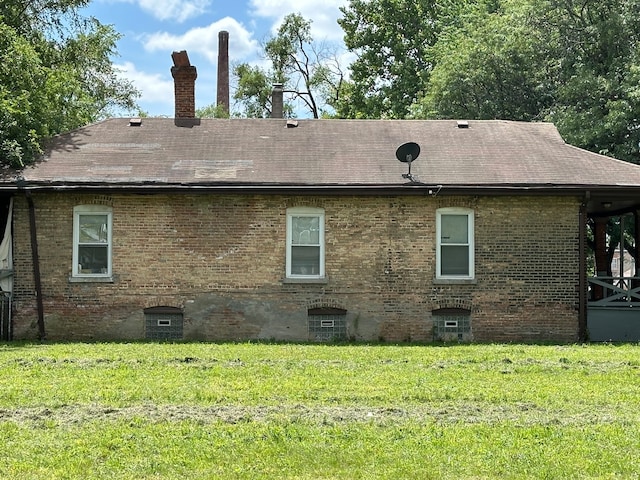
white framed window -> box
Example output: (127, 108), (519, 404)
(436, 208), (474, 279)
(286, 207), (325, 279)
(72, 205), (113, 279)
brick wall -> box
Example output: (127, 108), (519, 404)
(11, 192), (581, 342)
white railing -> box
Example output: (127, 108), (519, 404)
(588, 277), (640, 307)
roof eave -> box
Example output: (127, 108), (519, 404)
(3, 181), (638, 196)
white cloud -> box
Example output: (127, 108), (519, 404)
(249, 0), (349, 42)
(143, 17), (260, 64)
(116, 62), (174, 108)
(109, 0), (211, 23)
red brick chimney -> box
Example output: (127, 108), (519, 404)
(171, 50), (197, 118)
(217, 31), (230, 115)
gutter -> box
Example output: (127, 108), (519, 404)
(1, 181), (637, 197)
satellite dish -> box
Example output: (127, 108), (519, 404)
(395, 142), (421, 182)
(395, 142), (421, 163)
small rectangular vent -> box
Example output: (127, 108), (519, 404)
(308, 313), (346, 342)
(433, 313), (471, 342)
(145, 311), (183, 340)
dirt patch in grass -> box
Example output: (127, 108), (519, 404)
(0, 402), (632, 427)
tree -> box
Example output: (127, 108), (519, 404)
(196, 104), (231, 119)
(233, 13), (345, 119)
(233, 63), (290, 118)
(411, 0), (640, 164)
(0, 0), (139, 168)
(541, 0), (640, 164)
(408, 0), (640, 267)
(341, 0), (640, 165)
(0, 23), (43, 168)
(412, 0), (555, 121)
(337, 0), (473, 119)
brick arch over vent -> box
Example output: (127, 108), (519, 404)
(143, 306), (182, 315)
(431, 299), (473, 313)
(306, 299), (347, 313)
(432, 307), (471, 316)
(308, 306), (347, 316)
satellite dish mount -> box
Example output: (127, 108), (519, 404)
(395, 142), (421, 183)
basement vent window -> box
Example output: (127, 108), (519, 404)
(144, 306), (183, 340)
(308, 307), (347, 342)
(433, 308), (471, 342)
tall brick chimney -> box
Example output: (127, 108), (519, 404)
(271, 83), (284, 119)
(217, 31), (230, 115)
(171, 50), (197, 118)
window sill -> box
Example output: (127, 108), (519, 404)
(282, 276), (328, 285)
(433, 278), (477, 285)
(69, 276), (114, 284)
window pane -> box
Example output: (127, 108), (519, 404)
(291, 246), (320, 275)
(79, 215), (108, 243)
(441, 245), (469, 275)
(78, 245), (108, 273)
(292, 216), (319, 245)
(441, 215), (468, 244)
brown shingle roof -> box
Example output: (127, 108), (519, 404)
(15, 118), (640, 190)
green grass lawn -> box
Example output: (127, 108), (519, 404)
(1, 342), (639, 479)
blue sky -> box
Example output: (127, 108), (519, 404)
(81, 0), (350, 117)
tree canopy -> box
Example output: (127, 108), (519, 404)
(338, 0), (640, 263)
(233, 13), (346, 119)
(0, 0), (139, 168)
(413, 0), (553, 122)
(338, 0), (640, 163)
(337, 0), (474, 119)
(12, 0), (632, 169)
(542, 0), (640, 163)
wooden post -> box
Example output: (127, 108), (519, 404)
(635, 210), (640, 290)
(26, 192), (45, 340)
(593, 216), (608, 300)
(578, 202), (587, 341)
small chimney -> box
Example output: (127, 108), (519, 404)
(171, 50), (197, 118)
(271, 83), (284, 119)
(217, 31), (230, 116)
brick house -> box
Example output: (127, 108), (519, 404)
(2, 53), (640, 343)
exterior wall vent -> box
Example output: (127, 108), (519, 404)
(432, 308), (471, 342)
(144, 306), (183, 340)
(308, 307), (347, 342)
(457, 120), (469, 128)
